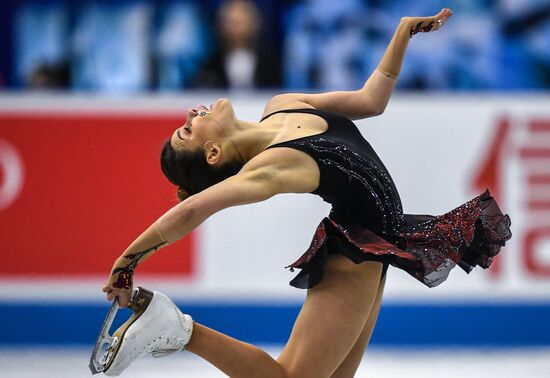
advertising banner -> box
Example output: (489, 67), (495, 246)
(0, 110), (195, 280)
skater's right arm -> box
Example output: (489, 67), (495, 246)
(103, 149), (315, 306)
(103, 168), (280, 306)
(103, 167), (279, 306)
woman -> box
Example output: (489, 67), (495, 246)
(193, 0), (281, 89)
(102, 8), (511, 377)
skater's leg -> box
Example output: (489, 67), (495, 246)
(187, 255), (382, 378)
(330, 274), (386, 378)
(187, 323), (286, 378)
(277, 255), (383, 378)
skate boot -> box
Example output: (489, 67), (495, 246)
(89, 287), (193, 376)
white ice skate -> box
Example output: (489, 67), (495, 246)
(89, 287), (193, 376)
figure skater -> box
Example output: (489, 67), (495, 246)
(102, 8), (511, 377)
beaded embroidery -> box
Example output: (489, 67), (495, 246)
(111, 241), (167, 289)
(287, 137), (404, 234)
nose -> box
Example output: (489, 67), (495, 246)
(186, 108), (198, 123)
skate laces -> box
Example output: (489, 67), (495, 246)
(145, 335), (186, 358)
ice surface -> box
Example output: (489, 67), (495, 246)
(1, 346), (549, 378)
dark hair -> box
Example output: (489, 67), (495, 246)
(160, 141), (243, 201)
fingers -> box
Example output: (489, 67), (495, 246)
(435, 8), (452, 19)
(104, 289), (128, 306)
(434, 8), (453, 30)
(438, 8), (453, 20)
(102, 283), (132, 307)
(117, 294), (131, 308)
(410, 8), (452, 37)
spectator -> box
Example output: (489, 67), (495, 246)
(28, 62), (70, 89)
(14, 1), (69, 89)
(193, 0), (281, 90)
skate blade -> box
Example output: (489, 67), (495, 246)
(88, 287), (154, 375)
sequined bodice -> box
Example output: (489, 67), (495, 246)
(262, 108), (404, 235)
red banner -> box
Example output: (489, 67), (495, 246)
(0, 112), (195, 278)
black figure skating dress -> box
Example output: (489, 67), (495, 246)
(261, 108), (512, 289)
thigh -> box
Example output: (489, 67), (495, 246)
(330, 274), (386, 378)
(277, 255), (383, 378)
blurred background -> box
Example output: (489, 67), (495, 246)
(1, 0), (550, 377)
(2, 0), (550, 92)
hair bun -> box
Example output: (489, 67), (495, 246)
(176, 186), (191, 202)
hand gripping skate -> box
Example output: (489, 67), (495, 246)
(89, 287), (193, 376)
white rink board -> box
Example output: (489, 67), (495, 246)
(1, 93), (550, 303)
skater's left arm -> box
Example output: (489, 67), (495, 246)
(268, 8), (452, 120)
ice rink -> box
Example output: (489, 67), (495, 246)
(1, 346), (550, 378)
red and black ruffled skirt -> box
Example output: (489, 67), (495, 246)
(287, 190), (512, 289)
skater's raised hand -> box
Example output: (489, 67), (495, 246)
(402, 8), (453, 38)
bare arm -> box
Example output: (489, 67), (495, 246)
(156, 167), (282, 243)
(102, 167), (281, 305)
(102, 148), (316, 306)
(267, 8), (452, 120)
